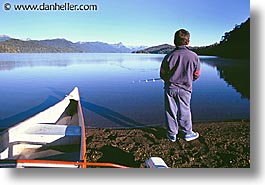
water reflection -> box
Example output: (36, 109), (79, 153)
(201, 57), (250, 99)
(0, 53), (250, 128)
(0, 53), (163, 72)
(0, 96), (59, 128)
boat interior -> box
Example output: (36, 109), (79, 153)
(0, 99), (82, 162)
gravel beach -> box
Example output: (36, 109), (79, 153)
(85, 120), (250, 168)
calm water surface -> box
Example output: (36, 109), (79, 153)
(0, 53), (250, 128)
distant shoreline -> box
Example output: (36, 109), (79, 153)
(0, 18), (249, 59)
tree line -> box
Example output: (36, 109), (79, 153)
(193, 18), (250, 59)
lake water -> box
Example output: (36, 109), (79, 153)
(0, 53), (250, 129)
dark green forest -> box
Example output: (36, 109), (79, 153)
(193, 18), (250, 59)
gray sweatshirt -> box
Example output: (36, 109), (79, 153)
(160, 46), (201, 92)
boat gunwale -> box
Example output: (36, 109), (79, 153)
(0, 87), (86, 167)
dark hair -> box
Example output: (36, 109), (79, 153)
(174, 29), (190, 46)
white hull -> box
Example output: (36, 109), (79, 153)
(0, 87), (86, 167)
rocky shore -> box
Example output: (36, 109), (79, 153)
(85, 120), (250, 168)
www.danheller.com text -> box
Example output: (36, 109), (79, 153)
(4, 2), (98, 11)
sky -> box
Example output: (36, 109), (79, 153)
(0, 0), (250, 47)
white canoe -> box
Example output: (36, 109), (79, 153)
(0, 87), (86, 168)
(0, 87), (168, 168)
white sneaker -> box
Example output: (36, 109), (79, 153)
(184, 132), (199, 141)
(167, 134), (177, 142)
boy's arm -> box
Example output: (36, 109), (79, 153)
(160, 57), (169, 81)
(160, 67), (167, 81)
(193, 70), (201, 81)
(193, 57), (201, 81)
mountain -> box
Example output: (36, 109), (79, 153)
(0, 35), (11, 42)
(110, 43), (148, 52)
(134, 44), (174, 54)
(0, 18), (250, 56)
(127, 45), (149, 52)
(77, 41), (128, 53)
(34, 39), (82, 52)
(0, 37), (138, 53)
(111, 42), (132, 53)
(0, 39), (74, 53)
(32, 39), (122, 53)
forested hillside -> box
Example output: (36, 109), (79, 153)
(194, 18), (250, 59)
(0, 39), (74, 53)
(0, 38), (142, 53)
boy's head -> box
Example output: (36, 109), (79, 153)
(174, 29), (190, 46)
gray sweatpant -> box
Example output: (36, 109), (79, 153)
(164, 88), (193, 136)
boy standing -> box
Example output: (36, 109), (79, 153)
(160, 29), (201, 142)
